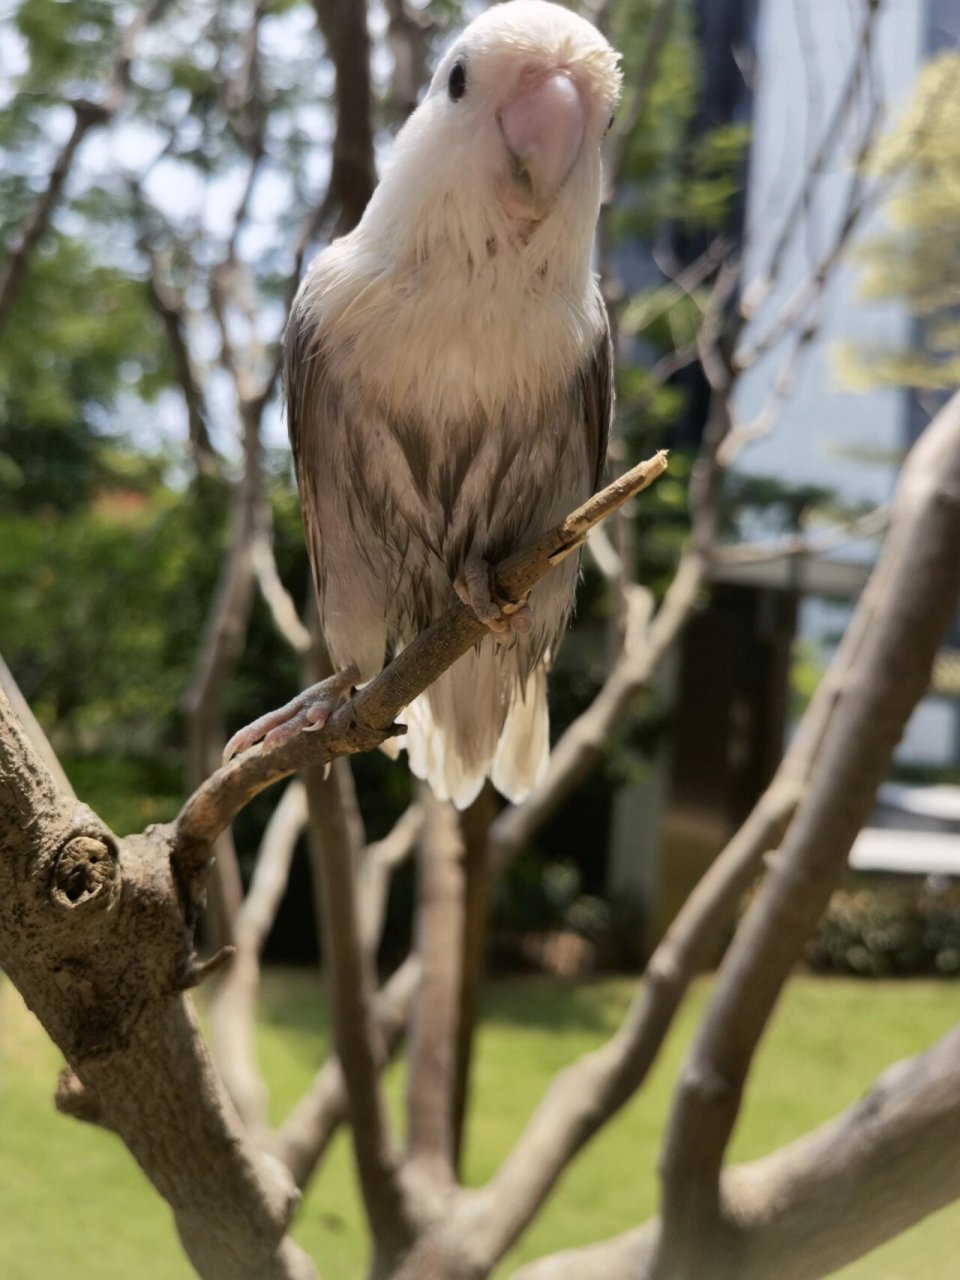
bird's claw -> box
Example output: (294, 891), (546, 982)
(455, 559), (532, 637)
(223, 666), (359, 763)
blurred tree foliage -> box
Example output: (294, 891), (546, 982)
(0, 0), (748, 899)
(837, 51), (960, 391)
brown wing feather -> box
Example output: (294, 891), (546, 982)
(283, 293), (326, 603)
(579, 310), (613, 494)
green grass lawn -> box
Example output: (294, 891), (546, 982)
(2, 970), (959, 1278)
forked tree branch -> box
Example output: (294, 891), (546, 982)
(489, 389), (960, 1280)
(510, 1018), (960, 1280)
(655, 388), (960, 1273)
(0, 695), (317, 1280)
(463, 529), (853, 1266)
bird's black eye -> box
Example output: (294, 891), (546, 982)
(606, 111), (616, 135)
(448, 60), (467, 101)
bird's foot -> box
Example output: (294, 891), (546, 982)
(222, 666), (359, 764)
(454, 558), (532, 638)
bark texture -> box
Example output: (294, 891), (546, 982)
(0, 696), (316, 1280)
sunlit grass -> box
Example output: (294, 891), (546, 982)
(1, 970), (958, 1278)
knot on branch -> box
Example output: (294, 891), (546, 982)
(55, 1066), (111, 1129)
(69, 97), (112, 128)
(51, 835), (118, 913)
(176, 943), (236, 991)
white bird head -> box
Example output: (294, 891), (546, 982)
(308, 3), (620, 425)
(361, 2), (621, 264)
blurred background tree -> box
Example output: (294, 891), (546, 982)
(0, 0), (749, 954)
(838, 51), (960, 392)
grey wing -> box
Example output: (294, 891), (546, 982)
(579, 307), (614, 494)
(513, 313), (615, 677)
(283, 292), (389, 681)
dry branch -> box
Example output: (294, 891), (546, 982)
(174, 450), (669, 880)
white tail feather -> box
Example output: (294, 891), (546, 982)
(403, 646), (549, 809)
(491, 666), (549, 804)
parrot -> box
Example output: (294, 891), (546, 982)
(224, 0), (621, 810)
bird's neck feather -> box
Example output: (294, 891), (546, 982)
(307, 162), (602, 426)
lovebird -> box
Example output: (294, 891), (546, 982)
(225, 1), (621, 809)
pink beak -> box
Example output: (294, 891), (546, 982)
(499, 72), (586, 220)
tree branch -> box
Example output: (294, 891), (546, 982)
(385, 0), (434, 120)
(269, 801), (422, 1190)
(252, 533), (313, 657)
(0, 651), (75, 799)
(173, 450), (669, 882)
(0, 693), (317, 1280)
(406, 789), (465, 1186)
(656, 388), (960, 1272)
(313, 0), (377, 237)
(712, 505), (889, 567)
(304, 757), (413, 1256)
(450, 389), (958, 1272)
(139, 238), (217, 467)
(748, 0), (882, 301)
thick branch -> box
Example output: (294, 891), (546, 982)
(459, 435), (918, 1268)
(0, 693), (316, 1280)
(385, 0), (433, 120)
(0, 651), (75, 799)
(657, 390), (960, 1270)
